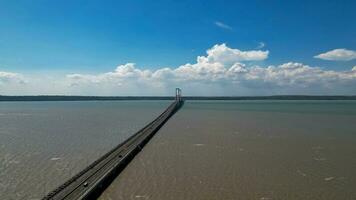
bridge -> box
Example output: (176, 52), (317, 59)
(43, 88), (184, 200)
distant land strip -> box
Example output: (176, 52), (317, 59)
(1, 95), (356, 101)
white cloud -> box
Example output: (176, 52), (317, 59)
(64, 44), (356, 95)
(314, 49), (356, 61)
(0, 71), (28, 95)
(1, 44), (356, 95)
(0, 71), (25, 84)
(214, 21), (232, 30)
(256, 42), (265, 49)
(199, 43), (269, 64)
(64, 60), (356, 95)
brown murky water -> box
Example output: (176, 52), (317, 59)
(0, 101), (170, 200)
(100, 100), (356, 200)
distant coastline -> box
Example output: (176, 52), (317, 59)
(1, 95), (356, 101)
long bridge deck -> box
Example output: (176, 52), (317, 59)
(43, 98), (184, 200)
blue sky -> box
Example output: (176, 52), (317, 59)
(1, 0), (356, 95)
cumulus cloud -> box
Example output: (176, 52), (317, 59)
(314, 49), (356, 61)
(0, 71), (25, 84)
(199, 43), (269, 64)
(0, 71), (28, 95)
(2, 44), (356, 95)
(65, 61), (356, 95)
(65, 44), (356, 95)
(214, 21), (232, 30)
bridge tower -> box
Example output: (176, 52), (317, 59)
(175, 88), (182, 101)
